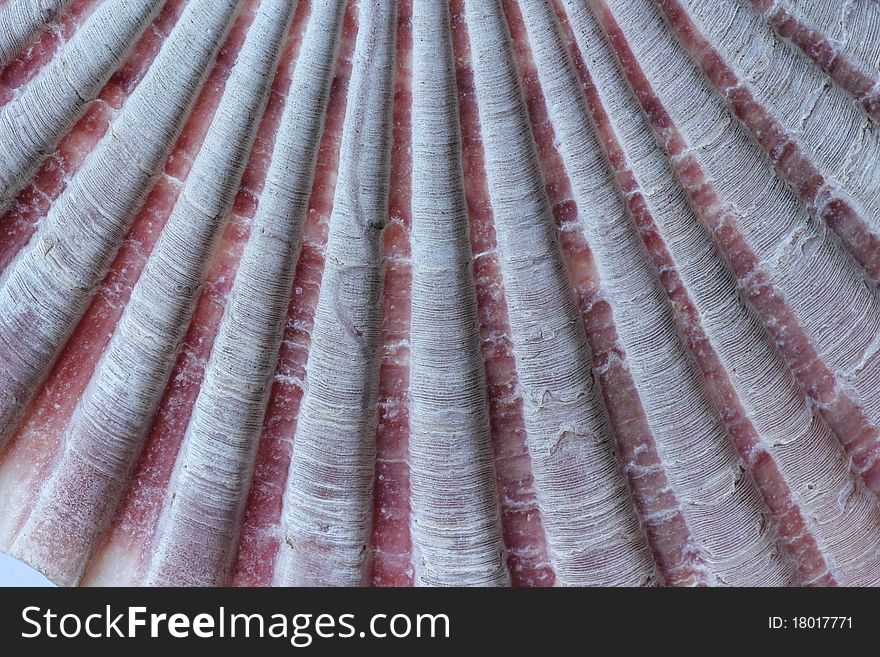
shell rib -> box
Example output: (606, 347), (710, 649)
(1, 0), (880, 587)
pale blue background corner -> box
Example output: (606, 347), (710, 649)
(0, 551), (55, 587)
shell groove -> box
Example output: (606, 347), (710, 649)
(0, 0), (880, 587)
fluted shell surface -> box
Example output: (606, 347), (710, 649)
(1, 0), (880, 587)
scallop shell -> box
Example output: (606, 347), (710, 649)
(0, 0), (879, 587)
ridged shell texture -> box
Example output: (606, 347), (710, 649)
(1, 0), (880, 587)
